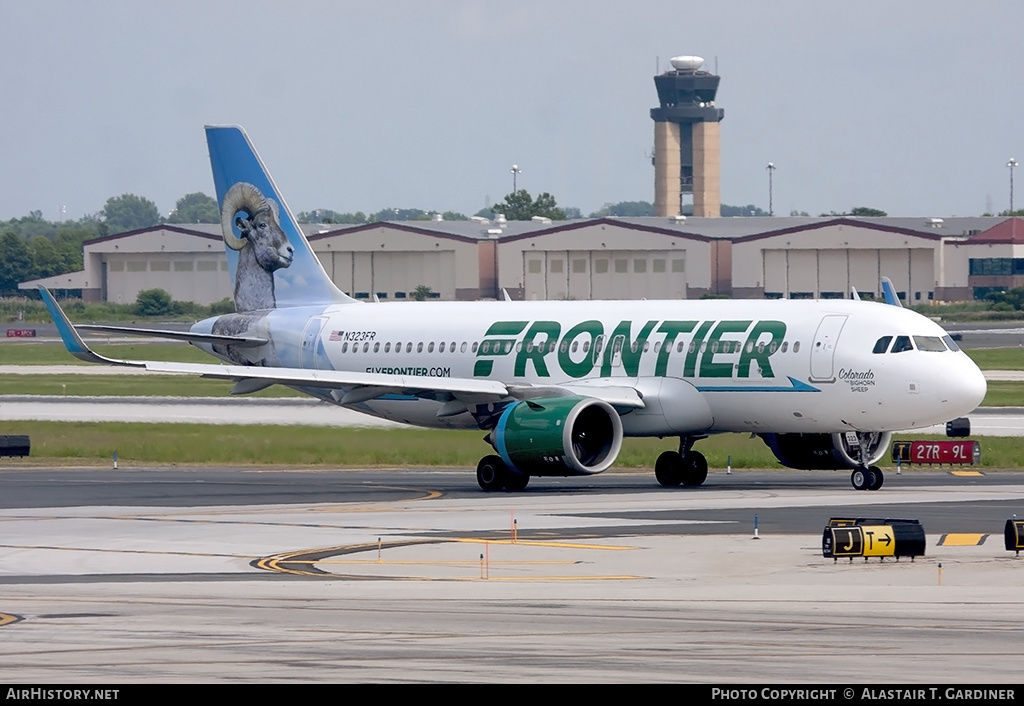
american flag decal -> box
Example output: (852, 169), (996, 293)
(329, 330), (344, 341)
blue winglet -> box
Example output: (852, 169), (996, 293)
(881, 277), (903, 307)
(37, 286), (141, 367)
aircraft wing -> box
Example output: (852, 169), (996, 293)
(38, 287), (644, 409)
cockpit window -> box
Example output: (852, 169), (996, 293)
(872, 336), (892, 354)
(913, 335), (946, 352)
(942, 334), (961, 352)
(891, 335), (914, 353)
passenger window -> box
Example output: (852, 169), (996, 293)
(362, 342), (369, 353)
(342, 343), (348, 353)
(439, 342), (446, 353)
(417, 342), (424, 353)
(373, 342), (380, 353)
(793, 342), (800, 353)
(471, 342), (478, 353)
(461, 342), (467, 353)
(406, 342), (413, 353)
(891, 335), (914, 353)
(781, 342), (789, 353)
(385, 342), (391, 353)
(872, 336), (892, 354)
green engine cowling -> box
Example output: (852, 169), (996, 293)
(491, 396), (623, 476)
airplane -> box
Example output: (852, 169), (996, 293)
(40, 125), (988, 493)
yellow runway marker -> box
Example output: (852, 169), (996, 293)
(455, 538), (635, 551)
(290, 559), (578, 566)
(0, 613), (23, 627)
(938, 533), (988, 546)
(950, 470), (983, 477)
(470, 575), (643, 581)
(255, 536), (641, 579)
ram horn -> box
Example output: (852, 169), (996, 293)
(220, 182), (269, 251)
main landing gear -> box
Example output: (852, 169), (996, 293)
(851, 466), (884, 491)
(655, 437), (708, 488)
(476, 455), (530, 492)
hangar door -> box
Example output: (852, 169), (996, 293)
(524, 250), (687, 300)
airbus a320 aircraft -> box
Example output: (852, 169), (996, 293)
(41, 126), (987, 492)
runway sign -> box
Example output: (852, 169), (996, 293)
(823, 518), (925, 561)
(891, 440), (980, 465)
(1005, 519), (1024, 555)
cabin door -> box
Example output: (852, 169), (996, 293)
(809, 314), (848, 382)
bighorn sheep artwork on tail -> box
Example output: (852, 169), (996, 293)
(221, 182), (294, 312)
(211, 182), (294, 365)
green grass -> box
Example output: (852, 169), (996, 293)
(1, 340), (1022, 405)
(0, 421), (1018, 470)
(965, 348), (1024, 370)
(0, 342), (215, 365)
(0, 374), (301, 398)
(2, 340), (1021, 369)
(978, 381), (1024, 407)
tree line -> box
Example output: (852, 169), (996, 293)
(0, 178), (970, 298)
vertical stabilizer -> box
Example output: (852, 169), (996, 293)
(205, 125), (353, 310)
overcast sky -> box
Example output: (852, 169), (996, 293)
(2, 1), (1022, 222)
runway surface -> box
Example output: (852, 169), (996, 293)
(1, 331), (1022, 682)
(0, 466), (1022, 683)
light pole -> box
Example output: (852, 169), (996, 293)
(765, 162), (777, 216)
(510, 164), (522, 192)
(1009, 159), (1019, 214)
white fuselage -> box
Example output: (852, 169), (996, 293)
(219, 297), (986, 436)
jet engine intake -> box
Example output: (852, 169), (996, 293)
(491, 396), (623, 476)
(760, 431), (892, 470)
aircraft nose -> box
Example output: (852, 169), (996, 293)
(945, 358), (987, 414)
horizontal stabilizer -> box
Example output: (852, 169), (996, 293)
(76, 324), (268, 347)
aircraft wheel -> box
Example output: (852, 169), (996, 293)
(868, 466), (884, 491)
(477, 455), (507, 492)
(655, 451), (683, 487)
(682, 451), (709, 487)
(504, 469), (530, 491)
(851, 467), (871, 491)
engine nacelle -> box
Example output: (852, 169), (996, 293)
(491, 396), (623, 476)
(760, 431), (892, 470)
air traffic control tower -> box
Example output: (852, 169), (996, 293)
(651, 56), (725, 217)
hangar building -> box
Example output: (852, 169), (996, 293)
(21, 216), (1019, 306)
